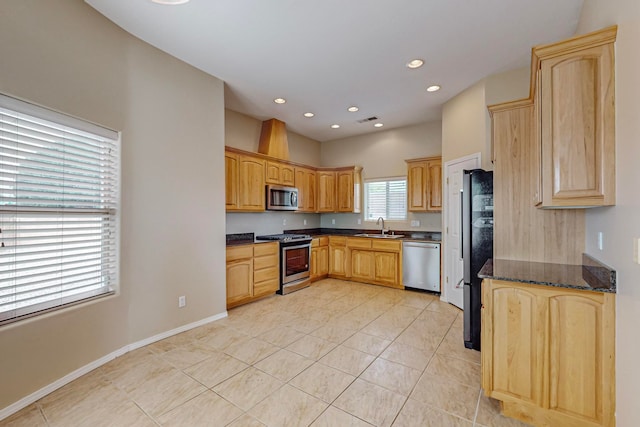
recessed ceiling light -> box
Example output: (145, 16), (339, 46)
(347, 106), (359, 112)
(151, 0), (190, 4)
(406, 59), (424, 69)
(303, 112), (314, 118)
(330, 124), (340, 129)
(374, 123), (384, 128)
(274, 98), (286, 104)
(426, 85), (441, 92)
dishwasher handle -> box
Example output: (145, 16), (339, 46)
(402, 242), (440, 250)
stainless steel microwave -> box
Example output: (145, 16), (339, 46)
(266, 185), (299, 211)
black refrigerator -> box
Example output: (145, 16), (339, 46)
(462, 169), (493, 351)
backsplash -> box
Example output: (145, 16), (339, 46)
(319, 212), (442, 232)
(226, 212), (321, 235)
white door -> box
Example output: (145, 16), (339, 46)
(443, 154), (480, 309)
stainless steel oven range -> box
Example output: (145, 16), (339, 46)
(255, 233), (312, 294)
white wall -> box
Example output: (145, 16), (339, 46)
(320, 121), (443, 231)
(576, 2), (640, 425)
(0, 0), (226, 411)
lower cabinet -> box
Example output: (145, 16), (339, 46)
(226, 242), (279, 309)
(333, 237), (403, 289)
(351, 249), (374, 281)
(482, 279), (615, 427)
(328, 236), (347, 278)
(311, 237), (329, 281)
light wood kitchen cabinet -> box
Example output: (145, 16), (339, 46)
(265, 160), (295, 187)
(374, 251), (399, 286)
(406, 157), (442, 212)
(535, 26), (616, 208)
(226, 242), (279, 308)
(311, 237), (329, 281)
(328, 236), (347, 277)
(351, 249), (374, 281)
(237, 154), (266, 211)
(336, 167), (362, 213)
(225, 151), (239, 209)
(317, 171), (336, 212)
(343, 237), (402, 289)
(295, 167), (317, 213)
(482, 279), (615, 427)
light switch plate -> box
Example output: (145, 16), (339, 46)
(411, 220), (420, 227)
(357, 218), (361, 225)
(303, 219), (307, 225)
(332, 219), (336, 225)
(634, 238), (640, 264)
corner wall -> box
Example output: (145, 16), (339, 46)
(576, 1), (640, 425)
(0, 0), (226, 411)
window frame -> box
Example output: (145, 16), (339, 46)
(363, 176), (408, 222)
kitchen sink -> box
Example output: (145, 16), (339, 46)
(354, 233), (404, 239)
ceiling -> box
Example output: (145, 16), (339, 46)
(85, 0), (584, 142)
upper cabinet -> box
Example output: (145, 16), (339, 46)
(316, 171), (336, 212)
(294, 166), (317, 213)
(265, 160), (295, 187)
(337, 167), (362, 213)
(535, 26), (617, 208)
(225, 151), (239, 210)
(237, 155), (265, 211)
(406, 157), (442, 212)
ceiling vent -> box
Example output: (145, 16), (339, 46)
(357, 116), (378, 124)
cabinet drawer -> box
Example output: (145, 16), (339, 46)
(254, 242), (278, 257)
(311, 238), (320, 248)
(254, 265), (279, 283)
(318, 236), (329, 246)
(329, 236), (346, 246)
(226, 245), (253, 262)
(254, 253), (278, 270)
(253, 278), (279, 297)
(347, 238), (372, 249)
(371, 240), (401, 251)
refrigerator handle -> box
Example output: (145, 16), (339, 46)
(459, 189), (464, 260)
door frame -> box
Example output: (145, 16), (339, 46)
(441, 152), (481, 304)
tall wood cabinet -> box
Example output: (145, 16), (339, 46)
(535, 26), (617, 208)
(336, 167), (362, 213)
(226, 149), (266, 212)
(482, 279), (615, 427)
(294, 167), (317, 213)
(225, 151), (239, 210)
(317, 171), (337, 212)
(406, 157), (442, 212)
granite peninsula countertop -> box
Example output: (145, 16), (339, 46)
(478, 255), (616, 293)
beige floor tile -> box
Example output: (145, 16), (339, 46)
(286, 316), (325, 334)
(425, 354), (482, 386)
(379, 341), (433, 371)
(395, 323), (444, 353)
(289, 363), (356, 403)
(410, 374), (480, 421)
(227, 414), (266, 427)
(183, 351), (249, 388)
(396, 291), (438, 309)
(213, 367), (283, 411)
(181, 321), (229, 341)
(156, 390), (243, 426)
(383, 305), (423, 322)
(259, 325), (306, 347)
(425, 299), (463, 315)
(100, 348), (174, 392)
(223, 337), (279, 365)
(319, 345), (375, 376)
(147, 332), (195, 354)
(392, 399), (473, 427)
(343, 332), (391, 356)
(415, 310), (457, 336)
(249, 384), (328, 427)
(254, 348), (314, 381)
(0, 404), (46, 427)
(286, 335), (337, 360)
(333, 378), (406, 427)
(159, 340), (217, 370)
(310, 323), (357, 343)
(126, 369), (207, 417)
(475, 391), (534, 427)
(437, 329), (482, 365)
(311, 406), (374, 427)
(360, 358), (422, 396)
(360, 319), (407, 341)
(198, 326), (250, 350)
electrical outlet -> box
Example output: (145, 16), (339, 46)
(283, 219), (287, 226)
(303, 219), (307, 225)
(332, 218), (336, 225)
(357, 218), (361, 225)
(411, 220), (420, 227)
(598, 232), (603, 251)
(178, 296), (186, 308)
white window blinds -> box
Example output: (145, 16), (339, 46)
(0, 94), (119, 324)
(365, 178), (407, 221)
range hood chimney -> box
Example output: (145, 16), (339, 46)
(258, 118), (290, 160)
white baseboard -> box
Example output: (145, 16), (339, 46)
(0, 311), (228, 421)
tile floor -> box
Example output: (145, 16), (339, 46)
(1, 279), (531, 427)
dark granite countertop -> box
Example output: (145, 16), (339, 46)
(478, 254), (616, 293)
(285, 228), (442, 243)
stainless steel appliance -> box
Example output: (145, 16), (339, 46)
(255, 233), (312, 294)
(461, 169), (493, 351)
(402, 241), (441, 292)
(266, 185), (299, 211)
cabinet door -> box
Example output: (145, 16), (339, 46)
(540, 43), (615, 207)
(281, 164), (295, 186)
(426, 159), (442, 211)
(238, 156), (265, 211)
(295, 167), (317, 213)
(336, 170), (354, 212)
(547, 293), (613, 425)
(265, 161), (281, 185)
(225, 152), (239, 210)
(317, 171), (336, 212)
(310, 247), (319, 279)
(483, 282), (546, 406)
(329, 245), (347, 276)
(407, 161), (427, 211)
(374, 252), (398, 285)
(351, 250), (374, 281)
(307, 170), (317, 212)
(318, 246), (329, 276)
(226, 259), (253, 306)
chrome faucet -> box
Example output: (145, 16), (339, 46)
(376, 217), (386, 235)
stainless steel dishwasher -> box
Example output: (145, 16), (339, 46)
(402, 241), (441, 292)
